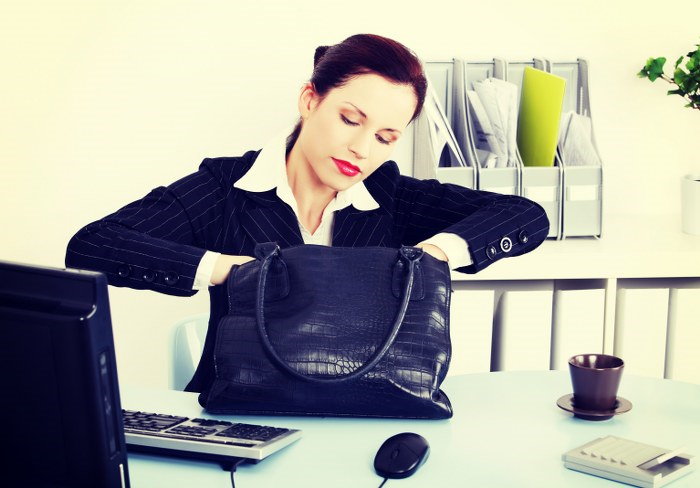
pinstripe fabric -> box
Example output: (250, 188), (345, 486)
(65, 148), (549, 391)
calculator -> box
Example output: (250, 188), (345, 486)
(563, 436), (694, 487)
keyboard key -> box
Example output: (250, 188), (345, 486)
(215, 424), (289, 442)
(194, 419), (221, 427)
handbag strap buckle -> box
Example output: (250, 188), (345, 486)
(399, 246), (424, 262)
(254, 242), (281, 260)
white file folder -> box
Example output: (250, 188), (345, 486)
(491, 284), (554, 372)
(550, 284), (605, 370)
(666, 286), (700, 384)
(614, 286), (670, 378)
(448, 287), (494, 375)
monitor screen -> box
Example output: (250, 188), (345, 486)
(0, 260), (130, 488)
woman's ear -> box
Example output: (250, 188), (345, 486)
(298, 82), (320, 120)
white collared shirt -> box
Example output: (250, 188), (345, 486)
(193, 128), (472, 290)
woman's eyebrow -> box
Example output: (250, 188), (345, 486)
(343, 101), (402, 134)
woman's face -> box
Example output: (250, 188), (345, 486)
(295, 72), (417, 191)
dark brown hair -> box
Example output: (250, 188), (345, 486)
(286, 34), (427, 154)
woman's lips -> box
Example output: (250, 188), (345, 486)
(332, 157), (360, 177)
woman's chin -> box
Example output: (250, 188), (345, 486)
(330, 176), (361, 192)
(318, 170), (359, 191)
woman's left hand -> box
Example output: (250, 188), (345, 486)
(415, 242), (448, 262)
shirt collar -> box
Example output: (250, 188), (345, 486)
(234, 126), (379, 212)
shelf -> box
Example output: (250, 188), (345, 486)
(453, 213), (700, 281)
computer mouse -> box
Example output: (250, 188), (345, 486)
(373, 432), (430, 479)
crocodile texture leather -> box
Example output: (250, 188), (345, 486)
(200, 242), (453, 419)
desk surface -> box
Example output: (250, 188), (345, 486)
(122, 371), (699, 488)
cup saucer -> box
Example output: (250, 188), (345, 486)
(556, 393), (632, 421)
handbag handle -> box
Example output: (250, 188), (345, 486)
(254, 245), (424, 384)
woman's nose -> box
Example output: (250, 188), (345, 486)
(348, 132), (371, 160)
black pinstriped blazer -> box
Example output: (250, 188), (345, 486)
(65, 149), (549, 392)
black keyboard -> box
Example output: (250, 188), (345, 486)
(122, 409), (302, 464)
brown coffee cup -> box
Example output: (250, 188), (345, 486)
(568, 354), (624, 411)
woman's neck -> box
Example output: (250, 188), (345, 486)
(285, 144), (337, 233)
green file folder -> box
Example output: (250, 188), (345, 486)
(517, 67), (566, 167)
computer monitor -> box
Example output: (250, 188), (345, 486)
(0, 260), (130, 488)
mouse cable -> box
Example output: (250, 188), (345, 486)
(377, 478), (388, 488)
(224, 457), (248, 488)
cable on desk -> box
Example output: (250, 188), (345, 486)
(377, 478), (388, 488)
(225, 457), (248, 488)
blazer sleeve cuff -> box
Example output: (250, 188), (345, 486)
(193, 251), (221, 290)
(65, 222), (207, 297)
(421, 232), (473, 270)
(446, 197), (551, 275)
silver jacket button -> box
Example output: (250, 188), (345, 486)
(486, 245), (498, 261)
(500, 237), (513, 253)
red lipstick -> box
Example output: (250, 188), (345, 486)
(332, 158), (361, 177)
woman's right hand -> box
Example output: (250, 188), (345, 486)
(210, 253), (255, 286)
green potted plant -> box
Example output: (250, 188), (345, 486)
(639, 41), (700, 234)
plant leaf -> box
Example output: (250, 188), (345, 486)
(675, 56), (685, 68)
(688, 50), (700, 73)
(652, 57), (666, 70)
(645, 57), (664, 81)
(686, 79), (698, 93)
(674, 67), (688, 86)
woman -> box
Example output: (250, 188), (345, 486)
(65, 34), (550, 393)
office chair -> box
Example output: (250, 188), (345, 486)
(170, 313), (209, 390)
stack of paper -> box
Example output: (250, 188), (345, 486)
(558, 111), (601, 166)
(517, 67), (566, 167)
(468, 78), (520, 168)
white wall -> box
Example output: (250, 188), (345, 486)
(2, 0), (699, 388)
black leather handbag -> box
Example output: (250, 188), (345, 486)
(199, 242), (453, 419)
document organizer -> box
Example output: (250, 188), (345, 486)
(455, 59), (521, 198)
(415, 57), (604, 239)
(547, 59), (604, 238)
(413, 61), (476, 189)
(421, 58), (559, 239)
(416, 59), (518, 194)
(450, 58), (516, 193)
(506, 58), (564, 240)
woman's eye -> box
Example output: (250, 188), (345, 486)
(341, 114), (391, 145)
(376, 135), (391, 145)
(340, 114), (359, 126)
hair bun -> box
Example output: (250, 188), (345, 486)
(314, 45), (331, 66)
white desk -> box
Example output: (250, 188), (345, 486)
(122, 371), (699, 487)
